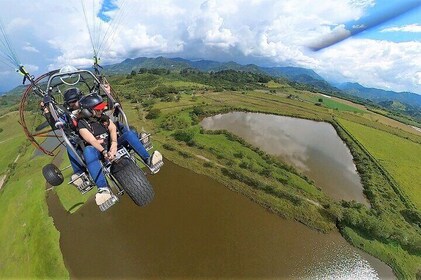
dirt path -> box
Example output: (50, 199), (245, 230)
(0, 154), (21, 190)
(0, 175), (6, 190)
(195, 154), (225, 168)
(0, 136), (17, 145)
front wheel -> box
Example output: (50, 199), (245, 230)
(42, 164), (64, 186)
(110, 157), (154, 206)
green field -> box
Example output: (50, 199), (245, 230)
(338, 118), (421, 209)
(0, 112), (27, 174)
(306, 94), (366, 113)
(0, 113), (68, 278)
(1, 70), (421, 279)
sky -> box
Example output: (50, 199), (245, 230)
(0, 0), (420, 94)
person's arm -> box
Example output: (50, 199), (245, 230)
(79, 128), (108, 156)
(40, 101), (56, 129)
(102, 83), (111, 94)
(107, 120), (118, 159)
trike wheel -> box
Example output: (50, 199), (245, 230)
(111, 157), (154, 206)
(42, 164), (64, 186)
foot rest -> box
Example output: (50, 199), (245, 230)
(149, 160), (164, 174)
(70, 173), (94, 194)
(77, 183), (94, 195)
(140, 132), (153, 151)
(98, 194), (119, 212)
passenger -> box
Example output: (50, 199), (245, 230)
(40, 88), (85, 187)
(61, 88), (86, 187)
(77, 92), (162, 207)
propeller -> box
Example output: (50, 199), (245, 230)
(308, 1), (421, 51)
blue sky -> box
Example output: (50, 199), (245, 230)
(0, 0), (420, 94)
(347, 0), (421, 42)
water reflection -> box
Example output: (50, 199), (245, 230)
(201, 112), (368, 205)
(49, 161), (394, 279)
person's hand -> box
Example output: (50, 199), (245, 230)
(102, 84), (111, 94)
(108, 141), (117, 161)
(40, 101), (49, 113)
(101, 149), (110, 161)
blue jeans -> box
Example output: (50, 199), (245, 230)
(83, 146), (108, 189)
(118, 130), (150, 161)
(83, 129), (150, 189)
(67, 146), (84, 175)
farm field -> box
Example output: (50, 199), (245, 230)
(338, 117), (421, 209)
(0, 71), (420, 278)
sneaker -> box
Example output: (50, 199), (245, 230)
(148, 151), (163, 166)
(70, 173), (83, 188)
(95, 187), (112, 206)
(146, 151), (163, 174)
(95, 187), (119, 212)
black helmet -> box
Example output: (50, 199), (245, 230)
(63, 87), (82, 103)
(79, 94), (107, 118)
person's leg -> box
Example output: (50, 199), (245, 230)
(118, 130), (150, 161)
(83, 146), (108, 189)
(67, 146), (84, 175)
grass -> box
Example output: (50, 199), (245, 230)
(343, 227), (421, 280)
(0, 112), (68, 278)
(338, 118), (421, 209)
(0, 146), (68, 278)
(0, 112), (27, 174)
(54, 154), (94, 213)
(1, 73), (421, 278)
(136, 90), (421, 278)
(307, 95), (366, 113)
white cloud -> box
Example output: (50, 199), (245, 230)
(381, 24), (421, 33)
(22, 42), (39, 53)
(314, 39), (421, 93)
(0, 0), (420, 94)
(415, 72), (421, 85)
(22, 64), (39, 73)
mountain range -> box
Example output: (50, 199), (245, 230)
(102, 56), (421, 111)
(3, 56), (421, 121)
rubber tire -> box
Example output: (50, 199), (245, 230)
(111, 157), (154, 206)
(42, 164), (64, 186)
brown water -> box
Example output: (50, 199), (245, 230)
(48, 160), (394, 279)
(201, 112), (368, 205)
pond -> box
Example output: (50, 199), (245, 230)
(201, 112), (368, 205)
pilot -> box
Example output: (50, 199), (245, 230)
(77, 88), (163, 208)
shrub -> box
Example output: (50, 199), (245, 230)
(173, 130), (194, 143)
(192, 106), (204, 116)
(259, 168), (272, 178)
(203, 162), (214, 168)
(145, 108), (161, 119)
(233, 151), (244, 159)
(163, 143), (176, 151)
(161, 115), (190, 130)
(142, 99), (156, 108)
(178, 151), (191, 158)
